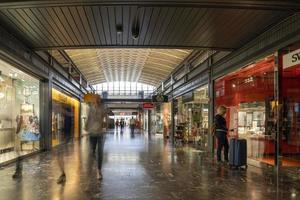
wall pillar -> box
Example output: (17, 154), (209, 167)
(208, 57), (215, 153)
(40, 72), (53, 150)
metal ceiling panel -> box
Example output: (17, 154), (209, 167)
(0, 4), (291, 50)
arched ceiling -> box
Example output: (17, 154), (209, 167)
(62, 48), (191, 86)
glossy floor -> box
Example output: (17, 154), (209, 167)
(0, 129), (300, 200)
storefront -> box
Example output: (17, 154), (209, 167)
(52, 88), (80, 146)
(215, 55), (275, 166)
(0, 59), (41, 164)
(213, 45), (300, 167)
(175, 85), (209, 149)
(151, 103), (171, 137)
(279, 43), (300, 167)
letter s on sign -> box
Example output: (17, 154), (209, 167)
(292, 53), (300, 63)
(292, 54), (298, 63)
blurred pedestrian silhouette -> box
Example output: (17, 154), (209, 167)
(56, 106), (72, 184)
(84, 94), (107, 180)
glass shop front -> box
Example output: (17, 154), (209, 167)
(152, 103), (171, 138)
(280, 43), (300, 167)
(214, 43), (300, 168)
(0, 59), (40, 164)
(52, 88), (80, 147)
(215, 55), (276, 166)
(175, 85), (209, 149)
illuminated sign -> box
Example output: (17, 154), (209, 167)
(143, 103), (154, 109)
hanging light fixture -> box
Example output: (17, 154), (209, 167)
(131, 7), (141, 40)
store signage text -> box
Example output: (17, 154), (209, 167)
(283, 48), (300, 69)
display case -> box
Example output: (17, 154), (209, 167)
(237, 102), (265, 136)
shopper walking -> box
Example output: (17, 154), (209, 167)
(130, 117), (135, 135)
(115, 119), (120, 130)
(120, 118), (125, 131)
(214, 105), (231, 163)
(84, 94), (107, 180)
(12, 115), (24, 179)
(56, 107), (72, 184)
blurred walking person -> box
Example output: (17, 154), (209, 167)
(84, 94), (107, 180)
(115, 119), (120, 130)
(120, 118), (125, 131)
(130, 117), (135, 135)
(12, 115), (24, 179)
(56, 106), (72, 184)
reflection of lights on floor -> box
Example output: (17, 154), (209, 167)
(107, 153), (140, 163)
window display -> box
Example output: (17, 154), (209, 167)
(149, 102), (172, 137)
(52, 89), (79, 146)
(215, 55), (276, 165)
(0, 59), (40, 164)
(175, 86), (209, 149)
(280, 45), (300, 167)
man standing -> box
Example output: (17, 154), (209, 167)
(84, 94), (107, 180)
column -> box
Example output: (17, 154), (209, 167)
(208, 57), (214, 153)
(39, 72), (53, 150)
(171, 98), (175, 145)
(274, 51), (282, 171)
(148, 110), (151, 136)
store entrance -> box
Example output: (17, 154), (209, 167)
(52, 101), (74, 146)
(175, 86), (209, 150)
(215, 56), (276, 166)
(51, 88), (79, 147)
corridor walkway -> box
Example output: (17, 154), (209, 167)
(0, 129), (299, 200)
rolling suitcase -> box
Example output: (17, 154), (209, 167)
(229, 138), (247, 169)
(229, 138), (236, 166)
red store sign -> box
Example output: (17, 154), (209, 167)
(143, 103), (154, 109)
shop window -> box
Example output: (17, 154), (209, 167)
(52, 89), (79, 147)
(215, 55), (276, 166)
(174, 85), (209, 150)
(280, 46), (300, 167)
(0, 59), (40, 164)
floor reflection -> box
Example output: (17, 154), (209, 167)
(0, 128), (300, 200)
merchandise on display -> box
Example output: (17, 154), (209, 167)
(0, 60), (40, 164)
(175, 86), (209, 148)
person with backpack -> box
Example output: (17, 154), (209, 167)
(214, 105), (232, 163)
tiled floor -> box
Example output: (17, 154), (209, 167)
(0, 129), (300, 200)
(0, 150), (35, 165)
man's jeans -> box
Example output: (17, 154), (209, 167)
(90, 135), (105, 170)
